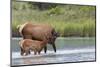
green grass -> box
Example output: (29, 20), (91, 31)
(12, 1), (96, 37)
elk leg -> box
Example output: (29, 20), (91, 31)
(34, 50), (37, 55)
(44, 45), (47, 53)
(52, 42), (56, 53)
(38, 51), (41, 55)
(25, 50), (30, 56)
(28, 50), (31, 54)
(20, 47), (24, 56)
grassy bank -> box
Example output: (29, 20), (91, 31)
(12, 20), (95, 37)
(12, 1), (96, 37)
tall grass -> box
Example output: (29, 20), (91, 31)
(12, 1), (96, 37)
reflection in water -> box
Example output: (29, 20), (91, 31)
(11, 37), (95, 52)
(22, 57), (47, 64)
(12, 49), (95, 66)
(22, 54), (58, 64)
(22, 58), (33, 64)
(11, 37), (95, 66)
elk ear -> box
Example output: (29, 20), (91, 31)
(53, 32), (60, 39)
(52, 29), (60, 37)
(56, 32), (60, 37)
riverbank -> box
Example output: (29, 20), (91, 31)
(12, 21), (96, 37)
(12, 1), (96, 37)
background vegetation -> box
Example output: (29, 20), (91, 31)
(12, 1), (96, 37)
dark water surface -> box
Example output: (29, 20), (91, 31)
(11, 37), (96, 66)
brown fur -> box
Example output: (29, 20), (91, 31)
(17, 22), (59, 53)
(19, 39), (48, 56)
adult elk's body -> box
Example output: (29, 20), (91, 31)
(17, 22), (59, 53)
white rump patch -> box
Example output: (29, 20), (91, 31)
(19, 23), (28, 35)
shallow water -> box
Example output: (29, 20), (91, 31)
(11, 37), (96, 66)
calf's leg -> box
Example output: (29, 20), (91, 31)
(25, 50), (30, 56)
(34, 50), (37, 55)
(20, 47), (25, 56)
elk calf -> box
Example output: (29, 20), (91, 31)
(19, 39), (48, 56)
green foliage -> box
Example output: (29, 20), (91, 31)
(12, 1), (96, 37)
(46, 6), (64, 15)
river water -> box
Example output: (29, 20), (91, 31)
(11, 37), (96, 66)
